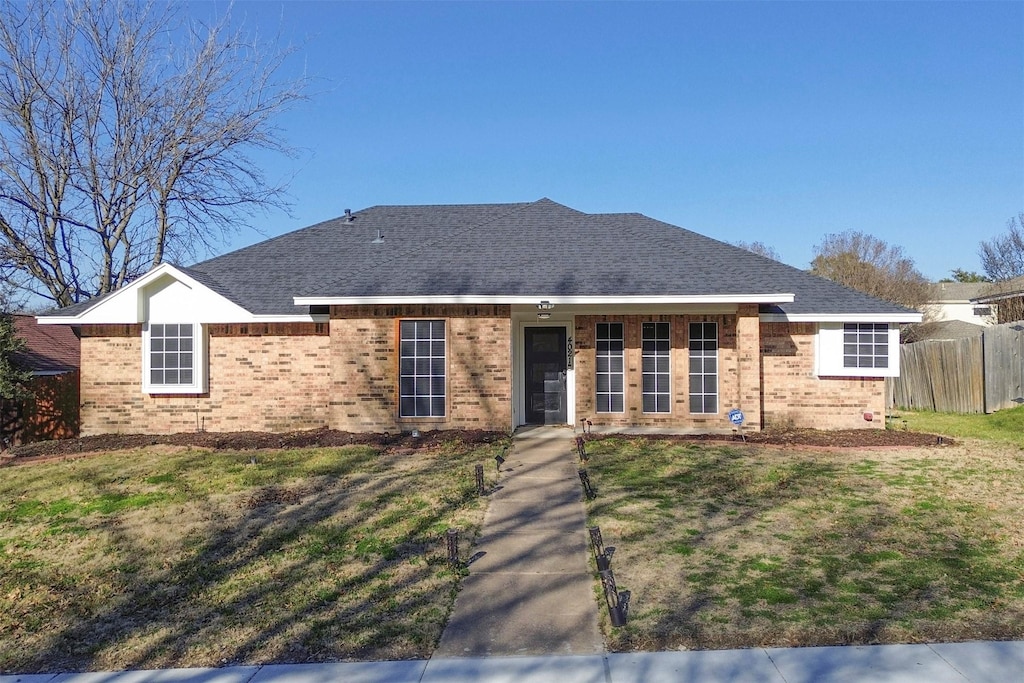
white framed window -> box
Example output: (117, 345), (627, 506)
(143, 323), (207, 394)
(688, 322), (718, 414)
(816, 322), (900, 377)
(843, 323), (889, 369)
(399, 320), (446, 418)
(642, 321), (671, 413)
(596, 322), (624, 413)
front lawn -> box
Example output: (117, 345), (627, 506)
(0, 439), (506, 673)
(894, 405), (1024, 448)
(584, 437), (1024, 651)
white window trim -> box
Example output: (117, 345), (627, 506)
(142, 322), (208, 394)
(816, 322), (900, 378)
(688, 321), (719, 415)
(398, 319), (447, 419)
(641, 321), (671, 414)
(595, 322), (625, 414)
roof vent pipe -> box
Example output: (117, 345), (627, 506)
(344, 209), (353, 222)
(371, 229), (384, 244)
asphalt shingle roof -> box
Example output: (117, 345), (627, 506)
(173, 198), (915, 318)
(12, 314), (80, 372)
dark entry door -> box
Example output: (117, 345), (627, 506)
(525, 327), (567, 425)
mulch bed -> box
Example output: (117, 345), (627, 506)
(608, 427), (951, 449)
(1, 424), (951, 467)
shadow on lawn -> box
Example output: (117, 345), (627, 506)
(588, 440), (1024, 653)
(11, 445), (491, 673)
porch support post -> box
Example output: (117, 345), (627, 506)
(736, 304), (762, 430)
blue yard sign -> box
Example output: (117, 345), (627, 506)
(728, 409), (745, 427)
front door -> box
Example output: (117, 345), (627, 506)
(524, 326), (568, 425)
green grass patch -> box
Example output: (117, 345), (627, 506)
(895, 405), (1024, 448)
(585, 436), (1024, 651)
(0, 438), (508, 672)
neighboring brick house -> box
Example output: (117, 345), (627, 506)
(38, 199), (920, 436)
(1, 314), (80, 446)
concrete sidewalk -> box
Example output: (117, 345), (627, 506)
(3, 641), (1023, 682)
(434, 426), (602, 657)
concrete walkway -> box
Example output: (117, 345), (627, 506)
(4, 641), (1023, 682)
(434, 426), (603, 657)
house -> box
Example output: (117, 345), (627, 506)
(925, 282), (997, 326)
(38, 199), (921, 436)
(971, 276), (1024, 324)
(1, 314), (80, 446)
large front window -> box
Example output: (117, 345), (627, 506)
(596, 322), (624, 413)
(642, 322), (671, 413)
(689, 322), (718, 414)
(143, 323), (205, 394)
(399, 320), (446, 418)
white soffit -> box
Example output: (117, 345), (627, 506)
(760, 312), (923, 324)
(293, 293), (797, 306)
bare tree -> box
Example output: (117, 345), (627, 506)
(0, 0), (306, 307)
(978, 213), (1024, 323)
(979, 213), (1024, 281)
(734, 240), (781, 261)
(810, 231), (934, 311)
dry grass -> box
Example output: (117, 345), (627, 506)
(585, 438), (1024, 651)
(0, 440), (507, 673)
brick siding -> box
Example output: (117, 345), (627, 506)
(329, 305), (512, 432)
(76, 312), (884, 436)
(573, 307), (761, 431)
(79, 323), (331, 435)
(761, 321), (885, 429)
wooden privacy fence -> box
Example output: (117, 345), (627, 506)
(888, 322), (1024, 414)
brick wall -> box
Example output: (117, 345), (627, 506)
(329, 305), (512, 432)
(760, 321), (885, 429)
(79, 323), (331, 435)
(573, 311), (760, 431)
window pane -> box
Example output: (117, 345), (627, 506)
(430, 397), (445, 416)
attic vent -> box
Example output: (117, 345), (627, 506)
(371, 229), (384, 244)
(344, 209), (354, 222)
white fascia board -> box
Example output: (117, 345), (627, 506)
(35, 263), (315, 325)
(35, 263), (183, 324)
(293, 293), (796, 306)
(760, 312), (923, 324)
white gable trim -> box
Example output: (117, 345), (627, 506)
(36, 263), (317, 325)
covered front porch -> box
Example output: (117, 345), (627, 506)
(509, 304), (763, 432)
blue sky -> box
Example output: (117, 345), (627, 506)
(203, 1), (1022, 280)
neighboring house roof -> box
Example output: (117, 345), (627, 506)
(973, 275), (1024, 304)
(39, 199), (922, 323)
(903, 319), (985, 343)
(11, 314), (80, 373)
(928, 282), (991, 303)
